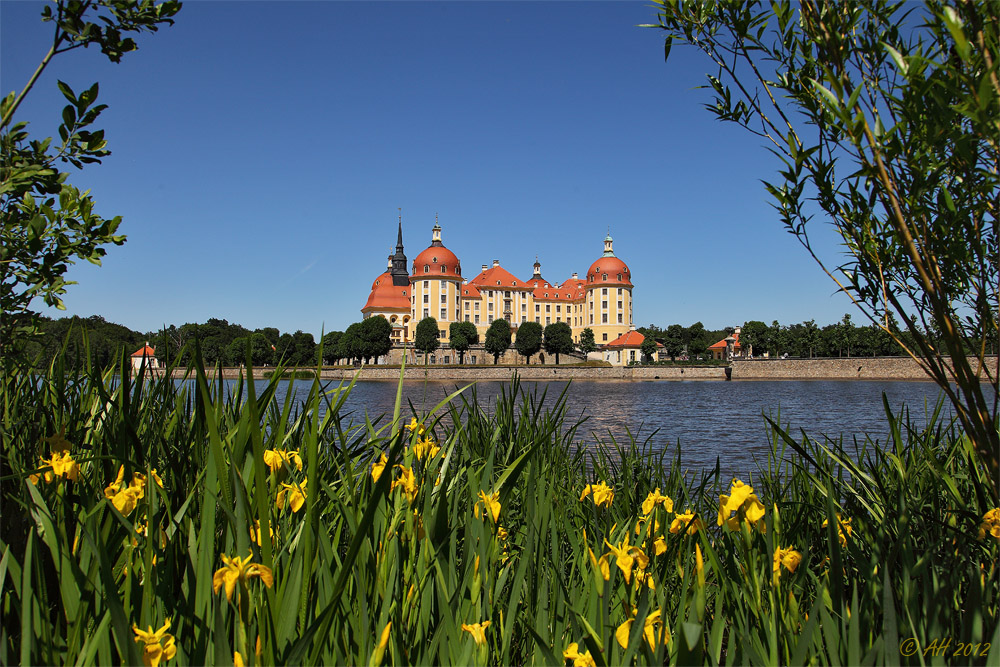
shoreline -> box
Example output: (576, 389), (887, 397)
(160, 356), (997, 382)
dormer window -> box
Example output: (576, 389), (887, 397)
(617, 274), (622, 281)
(424, 265), (430, 273)
(496, 280), (501, 285)
(602, 273), (608, 280)
(433, 256), (438, 262)
(441, 266), (447, 273)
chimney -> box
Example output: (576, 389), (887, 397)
(481, 264), (488, 273)
(492, 259), (500, 268)
(572, 272), (578, 280)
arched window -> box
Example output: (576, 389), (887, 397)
(602, 273), (607, 280)
(424, 265), (429, 273)
(441, 266), (447, 273)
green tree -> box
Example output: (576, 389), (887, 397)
(515, 321), (543, 364)
(1, 0), (181, 363)
(740, 321), (769, 359)
(542, 322), (574, 365)
(362, 316), (392, 364)
(686, 322), (707, 359)
(652, 0), (999, 486)
(321, 331), (343, 366)
(448, 321), (477, 364)
(578, 327), (597, 356)
(338, 323), (363, 365)
(414, 317), (439, 363)
(484, 319), (511, 365)
(663, 324), (684, 361)
(640, 336), (659, 363)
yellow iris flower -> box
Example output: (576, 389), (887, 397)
(474, 489), (502, 523)
(132, 619), (177, 667)
(717, 479), (766, 531)
(249, 519), (276, 546)
(104, 465), (145, 515)
(372, 453), (388, 483)
(29, 450), (81, 485)
(461, 620), (491, 646)
(979, 508), (1000, 540)
(822, 513), (854, 547)
(276, 477), (307, 512)
(773, 546), (802, 583)
(563, 642), (597, 667)
(580, 481), (614, 507)
(641, 488), (674, 515)
(404, 417), (425, 436)
(669, 510), (705, 535)
(616, 608), (671, 651)
(411, 435), (440, 461)
(390, 466), (419, 504)
(212, 552), (274, 603)
(583, 529), (611, 582)
(262, 448), (303, 474)
(604, 535), (649, 584)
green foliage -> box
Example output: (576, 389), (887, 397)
(449, 321), (477, 364)
(740, 321), (769, 358)
(652, 0), (999, 489)
(640, 336), (659, 362)
(321, 331), (343, 365)
(542, 322), (574, 365)
(578, 327), (597, 355)
(1, 0), (181, 362)
(413, 317), (440, 360)
(361, 316), (392, 364)
(663, 324), (684, 360)
(515, 321), (543, 364)
(484, 319), (511, 365)
(2, 350), (998, 665)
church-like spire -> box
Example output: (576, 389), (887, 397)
(390, 209), (409, 286)
(603, 231), (615, 257)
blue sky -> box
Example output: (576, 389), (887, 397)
(2, 0), (855, 336)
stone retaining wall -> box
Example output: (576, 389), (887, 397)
(169, 357), (996, 382)
(732, 355), (997, 380)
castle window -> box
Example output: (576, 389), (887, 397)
(423, 294), (429, 303)
(545, 293), (549, 297)
(456, 265), (461, 274)
(602, 274), (607, 281)
(424, 265), (429, 273)
(555, 305), (561, 313)
(546, 317), (551, 325)
(618, 313), (623, 323)
(465, 315), (470, 322)
(602, 288), (608, 295)
(535, 305), (539, 312)
(375, 280), (380, 286)
(488, 315), (494, 324)
(546, 305), (551, 313)
(440, 309), (447, 320)
(424, 281), (429, 288)
(603, 333), (608, 341)
(496, 280), (501, 286)
(433, 257), (438, 262)
(441, 266), (447, 273)
(465, 302), (470, 310)
(423, 308), (429, 318)
(488, 303), (493, 311)
(535, 317), (540, 323)
(505, 291), (511, 297)
(617, 274), (622, 281)
(475, 316), (480, 324)
(602, 314), (608, 323)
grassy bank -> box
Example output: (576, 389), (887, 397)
(1, 352), (997, 665)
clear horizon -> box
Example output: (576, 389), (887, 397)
(2, 1), (857, 338)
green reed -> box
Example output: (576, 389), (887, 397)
(1, 345), (997, 665)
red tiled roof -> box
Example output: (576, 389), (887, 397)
(707, 332), (741, 350)
(131, 344), (156, 357)
(586, 256), (633, 288)
(461, 283), (482, 298)
(604, 330), (663, 348)
(468, 265), (531, 290)
(411, 246), (462, 279)
(362, 271), (411, 312)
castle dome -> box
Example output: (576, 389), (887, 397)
(586, 234), (633, 287)
(362, 271), (411, 312)
(410, 223), (462, 279)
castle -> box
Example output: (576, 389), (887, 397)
(362, 217), (634, 359)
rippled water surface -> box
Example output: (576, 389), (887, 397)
(255, 378), (951, 475)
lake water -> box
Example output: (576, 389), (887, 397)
(258, 378), (952, 476)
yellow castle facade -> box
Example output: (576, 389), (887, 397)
(362, 219), (634, 352)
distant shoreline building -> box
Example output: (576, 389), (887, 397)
(361, 217), (635, 357)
